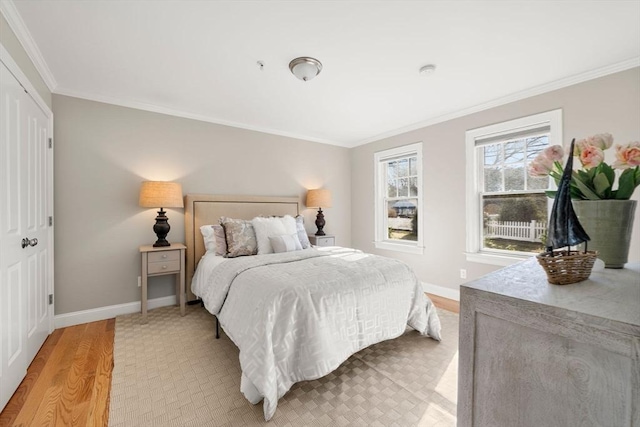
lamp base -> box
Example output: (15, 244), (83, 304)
(314, 208), (326, 236)
(152, 208), (172, 247)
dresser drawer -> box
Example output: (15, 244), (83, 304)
(147, 259), (180, 274)
(148, 250), (180, 263)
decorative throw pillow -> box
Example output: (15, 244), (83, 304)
(200, 225), (216, 253)
(219, 217), (257, 258)
(295, 215), (311, 249)
(252, 215), (299, 255)
(212, 224), (227, 257)
(269, 233), (303, 253)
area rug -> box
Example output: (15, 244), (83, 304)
(108, 304), (458, 427)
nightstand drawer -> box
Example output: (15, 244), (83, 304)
(308, 235), (335, 246)
(315, 237), (334, 246)
(148, 260), (180, 274)
(148, 250), (180, 263)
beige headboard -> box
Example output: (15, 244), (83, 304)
(184, 194), (300, 301)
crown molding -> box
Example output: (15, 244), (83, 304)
(0, 43), (52, 116)
(0, 0), (57, 91)
(55, 55), (640, 150)
(54, 86), (345, 147)
(352, 57), (640, 148)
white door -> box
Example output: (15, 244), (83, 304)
(0, 60), (52, 411)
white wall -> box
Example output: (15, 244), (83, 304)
(53, 95), (351, 315)
(350, 68), (640, 293)
(7, 10), (638, 313)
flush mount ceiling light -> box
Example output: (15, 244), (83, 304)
(289, 57), (323, 81)
(419, 64), (437, 75)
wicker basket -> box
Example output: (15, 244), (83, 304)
(536, 250), (598, 285)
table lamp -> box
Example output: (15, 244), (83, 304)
(139, 181), (184, 247)
(306, 189), (332, 236)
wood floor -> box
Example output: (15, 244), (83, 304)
(0, 319), (115, 427)
(0, 295), (458, 427)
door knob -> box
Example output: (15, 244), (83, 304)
(21, 238), (38, 248)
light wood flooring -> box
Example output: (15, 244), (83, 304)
(0, 294), (458, 427)
(0, 319), (115, 427)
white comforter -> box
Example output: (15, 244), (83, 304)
(192, 247), (441, 420)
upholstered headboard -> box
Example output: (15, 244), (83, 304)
(184, 194), (300, 301)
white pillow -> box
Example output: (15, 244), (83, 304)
(199, 225), (216, 253)
(295, 215), (311, 249)
(269, 233), (303, 253)
(252, 215), (299, 255)
(281, 215), (297, 235)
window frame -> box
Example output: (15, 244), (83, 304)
(374, 142), (424, 255)
(465, 110), (563, 266)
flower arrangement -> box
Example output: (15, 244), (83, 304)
(529, 133), (640, 200)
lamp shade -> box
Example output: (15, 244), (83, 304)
(306, 189), (332, 208)
(139, 181), (184, 208)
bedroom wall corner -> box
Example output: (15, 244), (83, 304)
(52, 94), (351, 316)
(350, 67), (640, 296)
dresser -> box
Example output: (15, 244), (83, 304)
(458, 258), (640, 427)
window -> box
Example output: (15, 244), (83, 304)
(465, 110), (562, 265)
(374, 142), (423, 254)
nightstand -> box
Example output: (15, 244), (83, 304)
(139, 243), (186, 323)
(308, 234), (335, 247)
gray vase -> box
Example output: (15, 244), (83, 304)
(572, 199), (637, 268)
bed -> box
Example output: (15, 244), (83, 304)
(185, 194), (442, 420)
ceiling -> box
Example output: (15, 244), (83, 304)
(5, 1), (640, 147)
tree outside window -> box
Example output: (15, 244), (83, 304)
(374, 142), (423, 254)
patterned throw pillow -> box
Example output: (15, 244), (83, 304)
(295, 215), (311, 249)
(219, 217), (257, 258)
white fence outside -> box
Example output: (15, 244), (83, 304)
(485, 220), (546, 242)
(388, 217), (413, 231)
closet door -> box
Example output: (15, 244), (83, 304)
(0, 60), (51, 411)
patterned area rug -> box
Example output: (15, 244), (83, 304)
(108, 304), (458, 427)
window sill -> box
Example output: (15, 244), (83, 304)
(465, 251), (534, 266)
(374, 241), (424, 255)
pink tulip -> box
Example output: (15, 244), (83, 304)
(542, 145), (564, 162)
(579, 145), (604, 169)
(573, 139), (587, 156)
(529, 158), (552, 177)
(587, 133), (614, 150)
(613, 142), (640, 169)
(574, 133), (613, 155)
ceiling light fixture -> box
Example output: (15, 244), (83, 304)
(289, 57), (322, 81)
(419, 64), (436, 75)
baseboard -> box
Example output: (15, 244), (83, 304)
(422, 282), (460, 302)
(54, 295), (177, 329)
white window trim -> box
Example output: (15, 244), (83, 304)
(465, 109), (563, 266)
(374, 142), (424, 255)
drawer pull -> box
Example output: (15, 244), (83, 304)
(162, 254), (167, 259)
(162, 265), (168, 269)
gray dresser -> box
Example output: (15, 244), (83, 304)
(458, 258), (640, 427)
